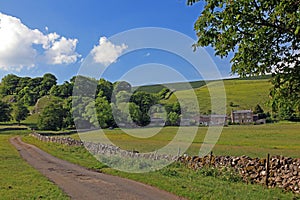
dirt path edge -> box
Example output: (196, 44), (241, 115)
(10, 136), (184, 200)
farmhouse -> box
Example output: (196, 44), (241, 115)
(199, 115), (227, 126)
(231, 110), (253, 124)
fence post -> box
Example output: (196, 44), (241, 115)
(266, 153), (270, 187)
(209, 151), (213, 167)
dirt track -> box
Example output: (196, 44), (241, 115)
(10, 137), (183, 200)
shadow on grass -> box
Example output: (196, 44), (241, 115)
(37, 130), (78, 137)
(0, 124), (30, 135)
(0, 127), (28, 131)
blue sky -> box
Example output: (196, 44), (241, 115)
(0, 0), (233, 85)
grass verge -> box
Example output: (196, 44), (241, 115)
(0, 127), (69, 199)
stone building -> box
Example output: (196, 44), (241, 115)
(230, 110), (253, 124)
(199, 115), (228, 126)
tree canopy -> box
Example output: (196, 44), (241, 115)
(0, 101), (12, 122)
(37, 102), (66, 131)
(0, 73), (186, 129)
(13, 102), (29, 125)
(188, 0), (300, 120)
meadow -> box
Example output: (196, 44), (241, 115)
(168, 79), (272, 114)
(20, 122), (300, 199)
(56, 122), (300, 158)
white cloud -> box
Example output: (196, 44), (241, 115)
(44, 36), (80, 65)
(91, 37), (127, 66)
(0, 12), (80, 71)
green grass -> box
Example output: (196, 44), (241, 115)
(211, 123), (300, 157)
(134, 75), (271, 94)
(168, 79), (272, 114)
(22, 125), (299, 200)
(0, 126), (69, 199)
(134, 80), (206, 93)
(63, 123), (300, 158)
(22, 113), (39, 128)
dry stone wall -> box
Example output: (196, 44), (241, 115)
(30, 132), (300, 193)
(30, 132), (178, 161)
(30, 132), (83, 146)
(179, 154), (300, 194)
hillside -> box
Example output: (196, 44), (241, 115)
(134, 80), (206, 93)
(167, 78), (272, 114)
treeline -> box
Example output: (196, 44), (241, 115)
(70, 76), (181, 130)
(0, 74), (180, 130)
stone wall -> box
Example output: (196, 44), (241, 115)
(30, 132), (83, 146)
(178, 154), (300, 194)
(30, 132), (178, 161)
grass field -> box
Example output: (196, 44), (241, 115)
(1, 123), (299, 199)
(0, 126), (68, 199)
(134, 80), (206, 93)
(168, 79), (272, 114)
(20, 122), (299, 199)
(22, 130), (298, 200)
(60, 123), (300, 158)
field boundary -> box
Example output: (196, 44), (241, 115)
(180, 153), (300, 194)
(30, 132), (179, 161)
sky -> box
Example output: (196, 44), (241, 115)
(0, 0), (233, 85)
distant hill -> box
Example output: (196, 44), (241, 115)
(133, 80), (206, 93)
(226, 74), (272, 81)
(167, 78), (272, 115)
(133, 75), (272, 93)
(132, 76), (272, 115)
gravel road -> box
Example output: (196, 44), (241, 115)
(10, 137), (184, 200)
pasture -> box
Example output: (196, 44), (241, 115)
(22, 122), (300, 199)
(60, 123), (300, 158)
(168, 79), (272, 114)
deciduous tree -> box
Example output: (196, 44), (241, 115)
(13, 102), (29, 125)
(188, 0), (300, 120)
(40, 73), (57, 96)
(37, 103), (65, 130)
(0, 101), (12, 122)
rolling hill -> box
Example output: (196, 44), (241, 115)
(167, 78), (272, 114)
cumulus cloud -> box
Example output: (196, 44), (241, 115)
(91, 37), (127, 66)
(0, 12), (80, 71)
(44, 36), (80, 65)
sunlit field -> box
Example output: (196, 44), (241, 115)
(23, 122), (300, 199)
(50, 122), (300, 158)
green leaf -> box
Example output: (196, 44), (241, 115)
(295, 26), (300, 36)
